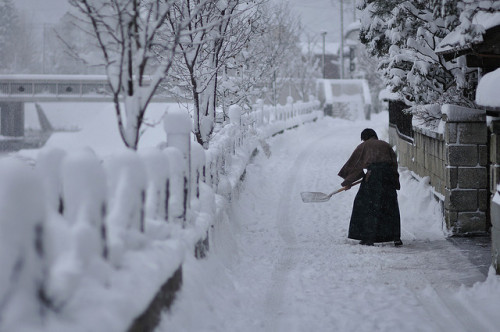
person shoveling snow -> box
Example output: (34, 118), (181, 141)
(338, 128), (403, 247)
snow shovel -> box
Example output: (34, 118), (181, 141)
(300, 179), (363, 203)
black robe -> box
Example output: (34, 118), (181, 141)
(347, 163), (401, 242)
(338, 138), (401, 243)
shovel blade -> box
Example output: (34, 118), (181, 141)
(300, 191), (331, 203)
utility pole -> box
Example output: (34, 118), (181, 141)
(340, 0), (345, 79)
(352, 0), (357, 21)
(42, 24), (47, 74)
(321, 31), (327, 79)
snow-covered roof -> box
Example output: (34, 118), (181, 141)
(435, 30), (472, 55)
(436, 12), (500, 54)
(476, 68), (500, 109)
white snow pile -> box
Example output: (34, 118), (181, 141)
(476, 68), (500, 108)
(0, 99), (321, 331)
(436, 4), (500, 54)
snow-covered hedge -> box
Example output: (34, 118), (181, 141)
(0, 100), (320, 331)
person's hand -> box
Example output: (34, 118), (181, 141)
(341, 180), (352, 189)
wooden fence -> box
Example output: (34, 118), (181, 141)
(0, 99), (321, 331)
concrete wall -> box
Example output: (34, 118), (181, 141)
(389, 104), (489, 235)
(0, 101), (24, 137)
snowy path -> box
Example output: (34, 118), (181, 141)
(158, 113), (495, 332)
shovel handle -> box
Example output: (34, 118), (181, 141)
(330, 178), (363, 197)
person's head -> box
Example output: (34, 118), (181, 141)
(361, 128), (378, 141)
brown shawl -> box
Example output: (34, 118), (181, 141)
(338, 137), (400, 188)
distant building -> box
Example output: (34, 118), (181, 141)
(301, 42), (340, 79)
(344, 21), (361, 79)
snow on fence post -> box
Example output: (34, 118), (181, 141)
(190, 142), (206, 200)
(287, 96), (293, 120)
(203, 149), (213, 186)
(262, 103), (270, 124)
(0, 158), (47, 328)
(164, 111), (192, 227)
(140, 148), (170, 222)
(62, 149), (108, 259)
(229, 104), (242, 151)
(255, 99), (264, 126)
(104, 150), (148, 267)
(36, 147), (66, 214)
(164, 147), (186, 225)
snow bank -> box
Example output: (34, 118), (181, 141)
(476, 68), (500, 108)
(398, 170), (448, 240)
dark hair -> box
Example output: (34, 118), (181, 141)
(361, 128), (378, 141)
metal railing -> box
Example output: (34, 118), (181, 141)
(0, 75), (172, 102)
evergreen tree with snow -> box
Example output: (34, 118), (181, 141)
(358, 0), (472, 107)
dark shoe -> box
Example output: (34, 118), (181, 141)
(360, 240), (374, 246)
(394, 239), (403, 247)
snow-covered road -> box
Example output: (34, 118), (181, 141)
(158, 113), (499, 332)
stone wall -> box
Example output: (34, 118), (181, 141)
(389, 104), (489, 235)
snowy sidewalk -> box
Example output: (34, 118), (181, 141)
(158, 113), (500, 332)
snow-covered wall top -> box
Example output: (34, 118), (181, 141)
(476, 68), (500, 108)
(442, 104), (486, 122)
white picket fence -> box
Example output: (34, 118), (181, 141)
(0, 99), (321, 331)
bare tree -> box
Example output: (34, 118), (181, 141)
(216, 1), (309, 113)
(165, 0), (265, 148)
(245, 1), (302, 106)
(69, 0), (193, 149)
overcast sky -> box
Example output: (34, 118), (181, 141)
(287, 0), (358, 43)
(15, 0), (71, 24)
(14, 0), (356, 42)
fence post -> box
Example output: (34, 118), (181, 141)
(164, 112), (192, 226)
(36, 147), (67, 215)
(191, 142), (206, 200)
(0, 158), (47, 326)
(229, 105), (242, 152)
(140, 148), (170, 222)
(164, 147), (185, 225)
(63, 149), (108, 258)
(287, 96), (293, 119)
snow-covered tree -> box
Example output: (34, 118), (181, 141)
(0, 0), (37, 73)
(256, 1), (304, 105)
(68, 0), (192, 149)
(0, 0), (18, 72)
(164, 0), (264, 148)
(216, 1), (307, 115)
(290, 33), (321, 103)
(42, 13), (101, 74)
(436, 0), (500, 49)
(358, 0), (472, 107)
